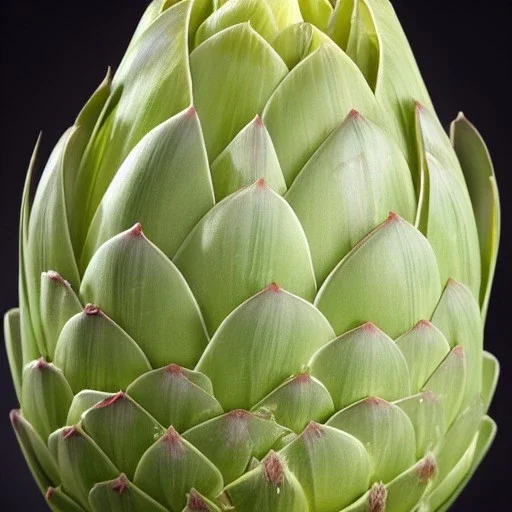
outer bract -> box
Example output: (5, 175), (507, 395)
(6, 1), (500, 511)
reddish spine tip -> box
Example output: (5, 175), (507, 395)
(386, 211), (400, 223)
(62, 427), (79, 439)
(34, 357), (50, 370)
(303, 421), (324, 439)
(111, 474), (129, 496)
(368, 483), (387, 512)
(347, 109), (361, 119)
(45, 487), (56, 500)
(229, 409), (250, 420)
(362, 322), (379, 334)
(416, 319), (433, 330)
(129, 223), (143, 237)
(254, 114), (264, 126)
(263, 452), (284, 487)
(293, 373), (311, 384)
(95, 392), (125, 409)
(415, 101), (425, 112)
(365, 396), (386, 406)
(446, 277), (460, 288)
(418, 455), (437, 483)
(84, 304), (101, 316)
(256, 177), (267, 189)
(186, 105), (197, 117)
(187, 490), (209, 511)
(46, 270), (64, 282)
(9, 409), (21, 427)
(163, 426), (182, 445)
(267, 282), (281, 293)
(165, 364), (184, 376)
(453, 345), (465, 357)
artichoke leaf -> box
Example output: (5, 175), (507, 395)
(80, 392), (165, 480)
(326, 397), (416, 485)
(174, 180), (317, 334)
(196, 284), (334, 410)
(279, 422), (371, 512)
(182, 489), (221, 512)
(415, 104), (481, 298)
(191, 22), (288, 162)
(81, 225), (209, 369)
(298, 0), (333, 32)
(309, 323), (410, 410)
(395, 320), (450, 393)
(19, 136), (40, 364)
(82, 107), (215, 266)
(265, 0), (304, 29)
(67, 391), (116, 426)
(315, 213), (442, 338)
(4, 309), (23, 401)
(74, 0), (193, 241)
(451, 113), (500, 319)
(481, 351), (499, 412)
(89, 474), (168, 512)
(49, 426), (119, 509)
(9, 410), (61, 494)
(40, 271), (83, 360)
(21, 359), (74, 442)
(195, 0), (279, 45)
(251, 373), (335, 433)
(286, 110), (416, 284)
(210, 114), (286, 201)
(133, 427), (224, 512)
(431, 278), (483, 408)
(53, 307), (151, 394)
(271, 22), (330, 69)
(46, 486), (86, 512)
(263, 41), (380, 185)
(223, 451), (309, 512)
(126, 365), (223, 432)
(182, 409), (289, 485)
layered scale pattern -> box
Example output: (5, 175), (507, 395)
(5, 1), (501, 511)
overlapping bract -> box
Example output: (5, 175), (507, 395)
(5, 0), (500, 511)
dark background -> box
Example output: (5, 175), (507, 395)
(0, 0), (510, 509)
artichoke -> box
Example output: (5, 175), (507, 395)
(5, 0), (500, 511)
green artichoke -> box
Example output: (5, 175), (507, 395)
(5, 0), (500, 511)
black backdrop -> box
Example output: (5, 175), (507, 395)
(0, 1), (510, 509)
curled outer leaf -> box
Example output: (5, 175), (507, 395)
(9, 410), (60, 494)
(451, 113), (500, 319)
(45, 486), (86, 512)
(4, 309), (23, 401)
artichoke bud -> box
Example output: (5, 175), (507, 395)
(6, 0), (500, 510)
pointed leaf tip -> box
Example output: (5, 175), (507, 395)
(129, 223), (144, 237)
(347, 108), (361, 119)
(34, 357), (50, 370)
(45, 487), (55, 500)
(44, 270), (66, 283)
(83, 304), (101, 316)
(187, 489), (210, 511)
(62, 427), (79, 440)
(266, 282), (281, 293)
(256, 177), (268, 189)
(186, 105), (197, 117)
(111, 474), (130, 496)
(361, 322), (380, 334)
(418, 454), (437, 483)
(165, 363), (184, 375)
(9, 409), (20, 427)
